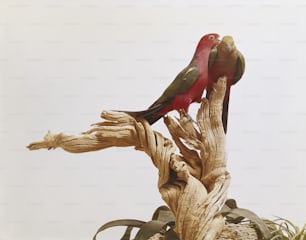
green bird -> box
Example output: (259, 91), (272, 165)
(207, 35), (245, 132)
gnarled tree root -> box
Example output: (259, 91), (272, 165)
(28, 77), (260, 239)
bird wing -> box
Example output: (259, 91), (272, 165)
(148, 62), (200, 108)
(232, 50), (245, 85)
(208, 47), (218, 70)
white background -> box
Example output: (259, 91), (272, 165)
(1, 0), (306, 239)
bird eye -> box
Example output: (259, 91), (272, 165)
(209, 35), (215, 40)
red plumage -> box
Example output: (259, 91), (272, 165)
(122, 33), (220, 124)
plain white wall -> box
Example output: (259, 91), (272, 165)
(1, 0), (306, 239)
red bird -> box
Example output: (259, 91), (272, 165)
(123, 33), (220, 124)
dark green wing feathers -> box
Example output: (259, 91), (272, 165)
(208, 47), (218, 70)
(232, 50), (245, 85)
(125, 61), (200, 125)
(149, 62), (200, 108)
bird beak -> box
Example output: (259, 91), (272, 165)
(221, 35), (234, 53)
(225, 42), (233, 52)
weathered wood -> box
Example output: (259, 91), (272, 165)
(28, 77), (259, 239)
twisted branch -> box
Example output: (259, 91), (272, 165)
(28, 77), (230, 240)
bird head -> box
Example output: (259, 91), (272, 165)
(218, 35), (236, 53)
(195, 33), (220, 54)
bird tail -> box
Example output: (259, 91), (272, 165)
(206, 86), (230, 134)
(117, 103), (166, 125)
(222, 96), (229, 134)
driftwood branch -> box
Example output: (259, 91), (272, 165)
(28, 77), (258, 239)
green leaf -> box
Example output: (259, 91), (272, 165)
(93, 219), (145, 240)
(135, 220), (178, 240)
(267, 218), (306, 240)
(151, 205), (175, 222)
(225, 198), (239, 209)
(223, 208), (272, 240)
(134, 220), (167, 240)
(121, 226), (133, 240)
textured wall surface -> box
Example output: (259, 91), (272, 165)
(1, 0), (305, 239)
